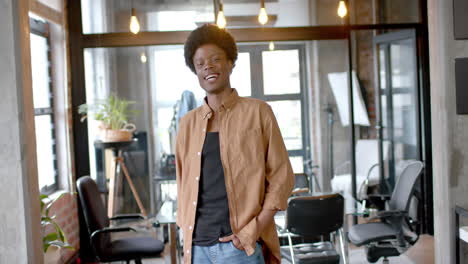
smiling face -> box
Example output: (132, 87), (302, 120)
(193, 43), (233, 95)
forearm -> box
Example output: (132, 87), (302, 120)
(256, 207), (277, 238)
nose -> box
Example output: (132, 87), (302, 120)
(203, 61), (214, 71)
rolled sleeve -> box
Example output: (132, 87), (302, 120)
(262, 105), (295, 211)
(175, 118), (186, 227)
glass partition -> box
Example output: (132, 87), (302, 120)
(83, 39), (357, 213)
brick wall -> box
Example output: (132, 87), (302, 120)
(356, 30), (378, 139)
(44, 192), (80, 263)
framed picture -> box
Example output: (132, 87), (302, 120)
(454, 0), (468, 40)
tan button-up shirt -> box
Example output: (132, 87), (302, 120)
(176, 89), (294, 264)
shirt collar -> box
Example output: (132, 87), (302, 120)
(201, 88), (240, 119)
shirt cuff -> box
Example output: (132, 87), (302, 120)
(263, 191), (289, 211)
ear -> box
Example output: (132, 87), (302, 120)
(228, 60), (234, 74)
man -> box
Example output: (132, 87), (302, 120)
(176, 24), (294, 264)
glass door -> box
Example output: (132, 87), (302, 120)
(374, 30), (420, 193)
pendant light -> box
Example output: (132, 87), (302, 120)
(140, 52), (147, 63)
(258, 0), (268, 25)
(216, 2), (227, 28)
(269, 41), (275, 51)
(129, 3), (140, 34)
(337, 0), (347, 18)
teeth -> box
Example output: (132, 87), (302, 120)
(205, 74), (218, 80)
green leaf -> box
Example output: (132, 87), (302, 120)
(45, 193), (67, 213)
(76, 94), (140, 130)
(53, 222), (66, 242)
(45, 240), (75, 252)
(42, 216), (53, 222)
(43, 232), (59, 243)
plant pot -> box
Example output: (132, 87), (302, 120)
(44, 246), (61, 264)
(100, 123), (136, 142)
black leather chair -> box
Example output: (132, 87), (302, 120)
(347, 161), (424, 263)
(77, 176), (164, 264)
(279, 193), (347, 264)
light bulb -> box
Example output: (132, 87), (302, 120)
(269, 41), (275, 51)
(130, 8), (140, 34)
(258, 7), (268, 25)
(337, 1), (347, 18)
(140, 52), (147, 63)
(216, 10), (226, 28)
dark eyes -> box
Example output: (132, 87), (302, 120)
(195, 57), (221, 68)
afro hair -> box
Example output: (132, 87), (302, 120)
(184, 24), (238, 74)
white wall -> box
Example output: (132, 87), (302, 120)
(428, 0), (468, 263)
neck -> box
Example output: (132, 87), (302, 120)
(206, 87), (232, 111)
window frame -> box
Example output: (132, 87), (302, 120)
(238, 43), (311, 173)
(30, 17), (59, 194)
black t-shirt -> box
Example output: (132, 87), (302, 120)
(192, 132), (233, 246)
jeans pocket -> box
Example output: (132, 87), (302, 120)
(230, 241), (244, 251)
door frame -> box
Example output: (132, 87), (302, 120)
(373, 28), (432, 234)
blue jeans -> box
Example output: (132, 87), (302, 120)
(192, 242), (265, 264)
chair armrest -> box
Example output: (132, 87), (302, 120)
(90, 226), (136, 242)
(369, 210), (407, 221)
(109, 214), (145, 221)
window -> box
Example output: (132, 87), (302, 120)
(30, 17), (58, 193)
(237, 44), (310, 173)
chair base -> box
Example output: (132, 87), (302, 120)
(365, 243), (400, 263)
(280, 242), (340, 264)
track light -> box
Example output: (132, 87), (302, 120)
(258, 0), (268, 25)
(130, 8), (140, 34)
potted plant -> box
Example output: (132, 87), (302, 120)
(41, 193), (74, 263)
(78, 94), (139, 142)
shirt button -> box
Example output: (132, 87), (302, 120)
(186, 250), (190, 254)
(197, 152), (201, 156)
(203, 128), (206, 132)
(195, 177), (199, 181)
(193, 201), (196, 206)
(189, 225), (193, 230)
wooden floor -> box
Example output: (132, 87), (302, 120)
(405, 235), (434, 264)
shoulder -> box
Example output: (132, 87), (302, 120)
(179, 106), (203, 125)
(237, 97), (272, 112)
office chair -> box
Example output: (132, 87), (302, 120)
(347, 161), (424, 263)
(279, 193), (347, 264)
(77, 176), (164, 264)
